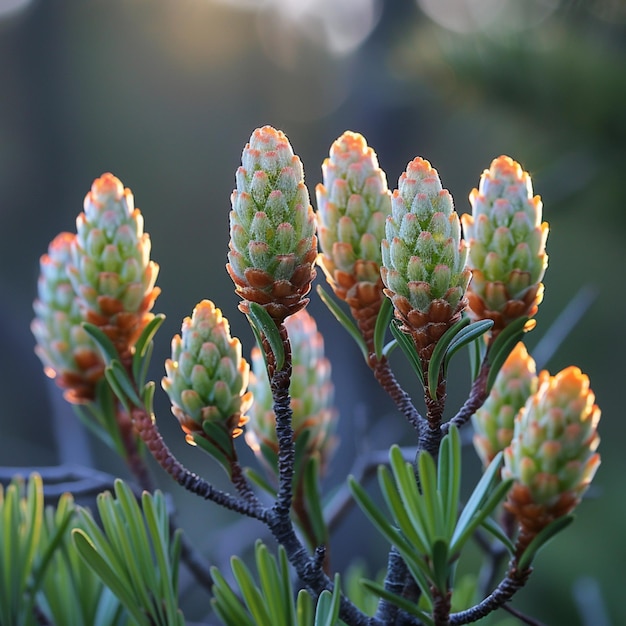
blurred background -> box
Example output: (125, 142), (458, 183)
(1, 0), (624, 623)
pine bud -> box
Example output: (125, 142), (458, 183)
(503, 366), (600, 538)
(68, 173), (160, 362)
(472, 342), (538, 466)
(316, 131), (391, 309)
(381, 157), (471, 362)
(245, 309), (337, 473)
(461, 156), (548, 334)
(162, 300), (252, 453)
(31, 233), (105, 403)
(227, 126), (317, 323)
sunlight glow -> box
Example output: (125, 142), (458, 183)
(416, 0), (560, 34)
(214, 0), (382, 56)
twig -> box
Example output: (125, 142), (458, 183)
(449, 566), (532, 625)
(131, 407), (268, 521)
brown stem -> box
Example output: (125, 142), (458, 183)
(449, 564), (532, 625)
(115, 405), (155, 492)
(433, 588), (452, 626)
(372, 357), (425, 434)
(131, 407), (267, 521)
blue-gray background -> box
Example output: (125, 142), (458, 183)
(1, 1), (624, 624)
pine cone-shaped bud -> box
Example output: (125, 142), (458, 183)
(68, 173), (160, 363)
(227, 126), (318, 323)
(461, 156), (549, 335)
(162, 300), (252, 457)
(472, 342), (538, 466)
(502, 366), (600, 550)
(316, 131), (392, 339)
(31, 233), (105, 403)
(381, 157), (471, 363)
(245, 309), (337, 473)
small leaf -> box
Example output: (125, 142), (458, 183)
(359, 579), (434, 626)
(211, 566), (255, 626)
(374, 296), (394, 360)
(107, 360), (143, 408)
(389, 320), (424, 386)
(382, 339), (398, 359)
(296, 589), (314, 626)
(132, 314), (166, 382)
(248, 302), (285, 372)
(379, 465), (428, 554)
(517, 515), (575, 571)
(417, 450), (443, 538)
(443, 319), (494, 374)
(468, 335), (486, 382)
(452, 452), (504, 548)
(431, 538), (450, 594)
(255, 543), (288, 623)
(480, 517), (515, 555)
(104, 367), (131, 414)
(72, 529), (149, 626)
(314, 574), (341, 626)
(316, 285), (367, 360)
(428, 317), (470, 400)
(135, 313), (166, 358)
(142, 381), (156, 414)
(82, 323), (119, 364)
(191, 431), (233, 478)
(231, 556), (271, 625)
(450, 478), (513, 555)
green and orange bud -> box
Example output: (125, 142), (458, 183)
(31, 232), (105, 403)
(68, 173), (160, 363)
(461, 156), (548, 335)
(381, 157), (471, 363)
(472, 342), (538, 466)
(502, 366), (600, 548)
(227, 126), (318, 323)
(245, 308), (337, 474)
(162, 300), (252, 459)
(316, 131), (391, 325)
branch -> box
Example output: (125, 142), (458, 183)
(131, 407), (268, 522)
(449, 566), (532, 625)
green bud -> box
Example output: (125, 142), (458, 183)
(380, 157), (470, 359)
(462, 156), (549, 334)
(503, 365), (601, 531)
(472, 342), (538, 466)
(31, 232), (105, 403)
(68, 173), (160, 361)
(162, 300), (252, 449)
(246, 309), (337, 474)
(227, 126), (317, 322)
(315, 131), (391, 303)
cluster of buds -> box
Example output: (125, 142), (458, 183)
(461, 156), (548, 336)
(245, 308), (337, 475)
(502, 366), (601, 551)
(472, 342), (539, 466)
(162, 300), (252, 459)
(32, 173), (160, 401)
(227, 126), (318, 323)
(381, 157), (471, 365)
(315, 131), (391, 344)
